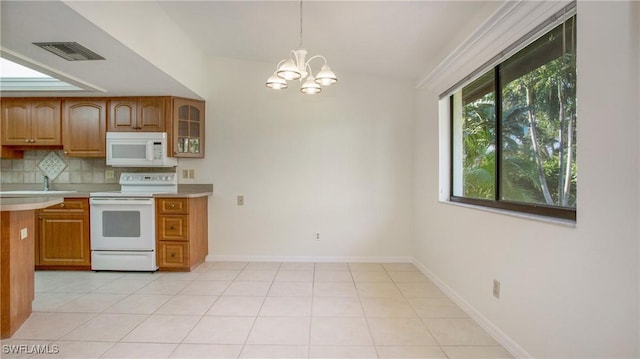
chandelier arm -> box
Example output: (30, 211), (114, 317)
(275, 59), (287, 70)
(304, 63), (315, 78)
(305, 55), (328, 68)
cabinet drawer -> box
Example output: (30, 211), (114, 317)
(40, 198), (88, 213)
(157, 198), (188, 214)
(158, 241), (189, 268)
(157, 215), (188, 241)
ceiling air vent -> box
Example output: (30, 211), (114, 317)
(33, 42), (105, 61)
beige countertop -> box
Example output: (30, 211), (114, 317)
(0, 184), (213, 199)
(0, 197), (64, 212)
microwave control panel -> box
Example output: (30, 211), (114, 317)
(153, 141), (163, 160)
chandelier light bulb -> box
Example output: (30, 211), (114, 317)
(300, 75), (322, 94)
(315, 65), (337, 86)
(265, 73), (288, 90)
(276, 59), (302, 80)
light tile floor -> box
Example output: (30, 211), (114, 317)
(0, 262), (513, 358)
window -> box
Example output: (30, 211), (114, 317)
(0, 57), (83, 91)
(450, 15), (577, 220)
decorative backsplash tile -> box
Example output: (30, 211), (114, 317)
(37, 151), (68, 180)
(0, 150), (175, 184)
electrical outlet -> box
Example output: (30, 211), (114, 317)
(182, 169), (189, 179)
(315, 233), (320, 241)
(237, 195), (244, 206)
(188, 169), (195, 179)
(105, 169), (115, 179)
(493, 279), (501, 299)
(20, 228), (28, 240)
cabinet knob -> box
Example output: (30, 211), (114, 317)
(169, 203), (176, 208)
(64, 151), (68, 155)
(170, 226), (175, 230)
(171, 253), (176, 258)
(60, 203), (65, 208)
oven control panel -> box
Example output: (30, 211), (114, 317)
(120, 173), (177, 186)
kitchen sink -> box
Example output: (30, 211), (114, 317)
(0, 190), (78, 195)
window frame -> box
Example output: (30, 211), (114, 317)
(448, 19), (577, 222)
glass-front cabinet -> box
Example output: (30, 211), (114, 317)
(172, 98), (205, 158)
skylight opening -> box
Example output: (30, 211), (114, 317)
(0, 57), (83, 91)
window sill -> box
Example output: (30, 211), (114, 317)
(439, 199), (577, 228)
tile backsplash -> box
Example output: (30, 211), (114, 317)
(0, 150), (175, 184)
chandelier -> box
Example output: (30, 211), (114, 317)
(265, 0), (337, 94)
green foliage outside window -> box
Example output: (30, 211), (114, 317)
(452, 16), (577, 218)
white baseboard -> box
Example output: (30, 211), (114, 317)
(205, 255), (414, 264)
(412, 259), (532, 359)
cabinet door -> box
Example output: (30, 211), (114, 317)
(63, 99), (106, 157)
(30, 99), (61, 145)
(1, 98), (61, 146)
(137, 97), (165, 132)
(172, 98), (204, 158)
(37, 213), (90, 266)
(108, 98), (137, 131)
(1, 99), (31, 145)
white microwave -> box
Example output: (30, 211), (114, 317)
(106, 132), (177, 167)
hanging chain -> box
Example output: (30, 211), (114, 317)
(299, 0), (303, 47)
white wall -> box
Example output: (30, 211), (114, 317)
(63, 1), (416, 261)
(179, 56), (416, 261)
(414, 2), (639, 358)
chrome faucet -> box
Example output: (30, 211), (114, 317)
(43, 175), (49, 191)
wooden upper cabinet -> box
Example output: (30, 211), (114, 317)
(62, 98), (106, 157)
(108, 97), (166, 132)
(1, 98), (61, 146)
(172, 98), (205, 158)
(108, 98), (136, 131)
(138, 97), (166, 131)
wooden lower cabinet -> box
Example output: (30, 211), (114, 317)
(35, 198), (90, 270)
(156, 196), (208, 271)
(1, 209), (36, 339)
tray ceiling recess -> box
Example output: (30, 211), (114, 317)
(33, 42), (105, 61)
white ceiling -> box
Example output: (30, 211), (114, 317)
(0, 0), (501, 96)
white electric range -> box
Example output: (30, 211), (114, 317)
(89, 173), (177, 271)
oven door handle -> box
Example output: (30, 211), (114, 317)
(90, 198), (154, 206)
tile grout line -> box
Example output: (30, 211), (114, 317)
(172, 261), (249, 358)
(388, 267), (450, 358)
(237, 262), (280, 358)
(307, 264), (317, 359)
(350, 264), (382, 359)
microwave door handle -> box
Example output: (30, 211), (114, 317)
(147, 141), (154, 160)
